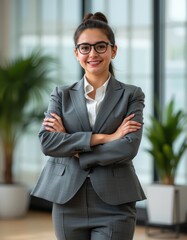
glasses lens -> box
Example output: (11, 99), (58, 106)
(79, 44), (90, 54)
(95, 42), (107, 53)
(77, 42), (110, 54)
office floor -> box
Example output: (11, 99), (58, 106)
(0, 211), (187, 240)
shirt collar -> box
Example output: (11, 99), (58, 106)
(84, 73), (111, 95)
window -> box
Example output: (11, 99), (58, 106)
(164, 0), (187, 184)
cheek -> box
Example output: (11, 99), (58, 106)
(75, 50), (86, 64)
(77, 55), (87, 65)
(103, 53), (112, 64)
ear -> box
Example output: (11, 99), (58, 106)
(111, 45), (117, 59)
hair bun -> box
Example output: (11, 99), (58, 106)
(83, 12), (108, 24)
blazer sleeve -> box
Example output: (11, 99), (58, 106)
(39, 130), (92, 157)
(79, 86), (145, 169)
(38, 87), (93, 157)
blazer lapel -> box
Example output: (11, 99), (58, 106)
(93, 77), (124, 133)
(69, 79), (91, 131)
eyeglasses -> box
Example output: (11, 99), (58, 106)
(75, 41), (114, 55)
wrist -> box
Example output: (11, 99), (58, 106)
(91, 134), (109, 146)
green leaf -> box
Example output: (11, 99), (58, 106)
(145, 98), (187, 184)
(0, 49), (58, 183)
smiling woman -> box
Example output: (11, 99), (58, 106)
(31, 12), (145, 240)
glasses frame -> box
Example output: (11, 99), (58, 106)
(75, 41), (114, 55)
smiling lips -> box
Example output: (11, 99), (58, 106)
(87, 60), (102, 66)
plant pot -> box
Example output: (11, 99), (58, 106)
(146, 184), (187, 225)
(0, 184), (30, 219)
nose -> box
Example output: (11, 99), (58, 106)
(89, 46), (98, 55)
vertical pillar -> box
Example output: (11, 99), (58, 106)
(153, 0), (165, 181)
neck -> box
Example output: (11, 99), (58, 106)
(85, 72), (110, 89)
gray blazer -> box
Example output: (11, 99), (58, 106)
(31, 76), (146, 205)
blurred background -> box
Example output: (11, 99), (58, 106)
(0, 0), (187, 237)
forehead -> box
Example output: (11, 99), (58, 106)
(77, 29), (109, 44)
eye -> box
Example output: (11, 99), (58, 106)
(96, 43), (107, 51)
(80, 44), (90, 52)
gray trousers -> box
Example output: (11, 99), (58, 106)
(52, 178), (136, 240)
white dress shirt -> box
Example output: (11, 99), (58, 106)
(84, 74), (111, 128)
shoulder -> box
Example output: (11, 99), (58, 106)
(124, 83), (144, 97)
(51, 79), (84, 95)
(112, 77), (145, 97)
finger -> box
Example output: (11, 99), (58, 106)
(123, 127), (140, 132)
(43, 117), (56, 123)
(121, 123), (141, 131)
(50, 113), (63, 124)
(121, 114), (135, 124)
(44, 126), (55, 132)
(43, 117), (62, 127)
(44, 120), (66, 132)
(43, 114), (66, 132)
(126, 121), (142, 126)
(126, 128), (140, 134)
(43, 121), (56, 128)
(121, 121), (141, 129)
(44, 123), (64, 132)
(44, 114), (62, 126)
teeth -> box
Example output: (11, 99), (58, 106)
(89, 61), (100, 65)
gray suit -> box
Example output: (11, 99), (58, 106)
(31, 76), (146, 205)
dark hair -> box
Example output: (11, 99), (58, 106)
(74, 12), (115, 76)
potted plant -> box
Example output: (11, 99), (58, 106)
(0, 50), (56, 218)
(145, 99), (187, 226)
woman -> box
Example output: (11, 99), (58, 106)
(32, 12), (146, 240)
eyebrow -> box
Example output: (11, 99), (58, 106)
(76, 41), (108, 45)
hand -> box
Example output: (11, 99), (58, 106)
(91, 114), (142, 146)
(111, 114), (142, 140)
(43, 113), (66, 132)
